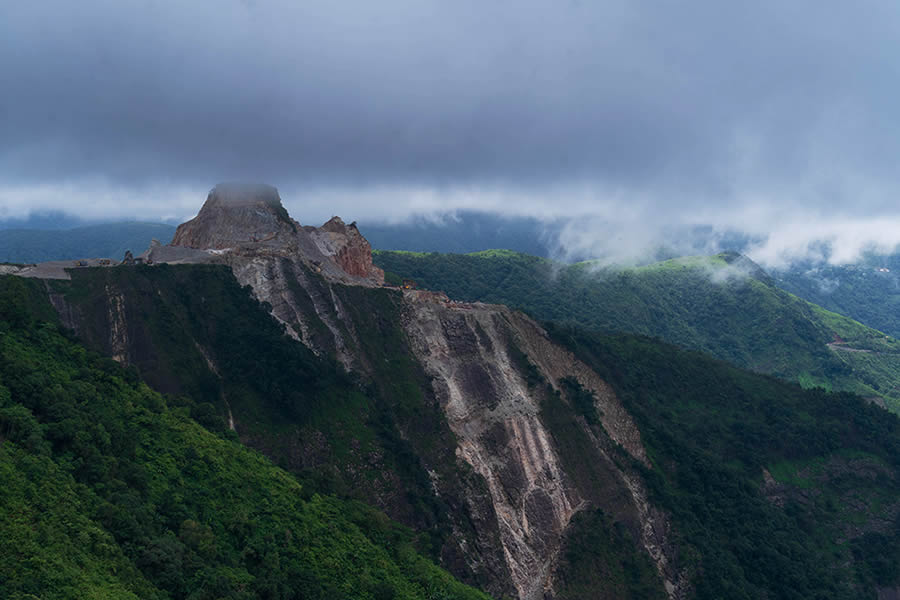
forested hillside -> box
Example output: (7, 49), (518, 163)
(0, 275), (491, 600)
(547, 323), (900, 598)
(375, 250), (900, 411)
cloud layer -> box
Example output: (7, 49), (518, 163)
(3, 1), (900, 265)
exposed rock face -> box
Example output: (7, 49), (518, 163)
(171, 183), (299, 250)
(309, 217), (385, 283)
(162, 187), (683, 598)
(105, 285), (130, 363)
(169, 183), (384, 285)
(400, 292), (684, 599)
(402, 299), (581, 600)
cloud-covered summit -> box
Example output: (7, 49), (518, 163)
(3, 1), (900, 265)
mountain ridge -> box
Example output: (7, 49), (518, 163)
(5, 184), (900, 598)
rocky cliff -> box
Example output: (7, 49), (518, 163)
(171, 183), (299, 250)
(30, 184), (681, 599)
(169, 187), (684, 597)
(310, 216), (383, 280)
(401, 293), (684, 599)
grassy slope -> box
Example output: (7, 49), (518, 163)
(774, 257), (900, 339)
(374, 250), (900, 411)
(0, 274), (491, 600)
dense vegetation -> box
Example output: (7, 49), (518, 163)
(0, 222), (175, 263)
(547, 322), (900, 599)
(0, 274), (492, 600)
(375, 249), (900, 411)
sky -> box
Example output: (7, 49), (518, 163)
(2, 0), (900, 266)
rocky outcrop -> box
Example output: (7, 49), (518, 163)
(171, 183), (299, 250)
(309, 217), (384, 283)
(105, 284), (130, 363)
(146, 183), (383, 362)
(227, 256), (361, 371)
(169, 183), (383, 284)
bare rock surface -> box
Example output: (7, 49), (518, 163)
(171, 183), (299, 250)
(309, 216), (384, 283)
(401, 296), (582, 600)
(399, 293), (685, 599)
(170, 183), (384, 284)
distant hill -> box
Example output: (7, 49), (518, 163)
(358, 213), (759, 265)
(774, 255), (900, 339)
(0, 211), (89, 230)
(375, 249), (900, 412)
(0, 222), (176, 263)
(358, 211), (557, 256)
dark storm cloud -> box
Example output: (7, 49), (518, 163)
(3, 1), (900, 264)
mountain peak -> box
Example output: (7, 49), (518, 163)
(171, 183), (298, 250)
(167, 183), (384, 284)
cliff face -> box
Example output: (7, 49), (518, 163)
(35, 184), (679, 599)
(400, 293), (684, 599)
(310, 217), (385, 282)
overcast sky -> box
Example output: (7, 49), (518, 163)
(3, 1), (900, 265)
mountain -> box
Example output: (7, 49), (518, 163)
(774, 255), (900, 339)
(5, 183), (900, 599)
(374, 249), (900, 412)
(0, 222), (177, 263)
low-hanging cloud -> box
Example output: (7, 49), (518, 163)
(3, 1), (900, 266)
